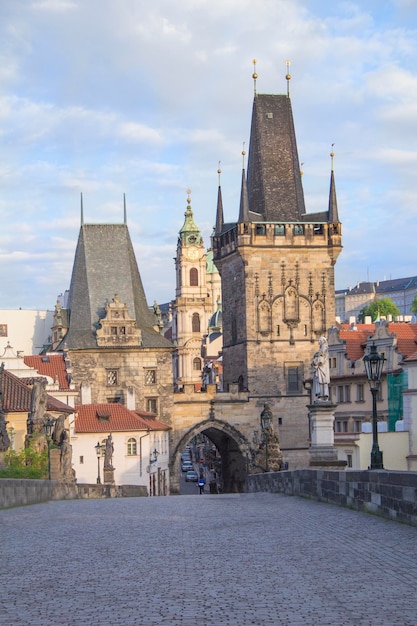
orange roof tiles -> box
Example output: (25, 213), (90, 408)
(338, 323), (417, 362)
(1, 369), (74, 414)
(24, 354), (70, 390)
(74, 403), (171, 433)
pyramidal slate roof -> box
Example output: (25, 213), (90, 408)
(61, 223), (172, 350)
(246, 94), (306, 222)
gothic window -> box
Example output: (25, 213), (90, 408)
(127, 438), (137, 456)
(294, 225), (304, 235)
(192, 313), (200, 333)
(0, 324), (7, 337)
(107, 370), (118, 386)
(274, 224), (285, 236)
(284, 362), (303, 394)
(145, 369), (157, 385)
(146, 398), (158, 414)
(193, 357), (201, 371)
(190, 268), (198, 286)
(256, 225), (266, 235)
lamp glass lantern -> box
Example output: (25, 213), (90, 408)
(363, 344), (385, 390)
(363, 343), (385, 470)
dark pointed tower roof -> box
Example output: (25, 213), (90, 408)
(238, 167), (250, 223)
(60, 222), (171, 350)
(328, 150), (340, 223)
(246, 94), (306, 221)
(215, 166), (224, 235)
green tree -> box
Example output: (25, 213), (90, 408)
(358, 298), (400, 323)
(0, 443), (48, 479)
(411, 295), (417, 315)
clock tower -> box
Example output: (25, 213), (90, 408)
(172, 190), (219, 388)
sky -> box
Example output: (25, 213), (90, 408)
(1, 0), (417, 311)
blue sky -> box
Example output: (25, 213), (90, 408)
(1, 0), (417, 310)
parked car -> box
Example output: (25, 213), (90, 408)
(185, 470), (199, 482)
(181, 460), (194, 472)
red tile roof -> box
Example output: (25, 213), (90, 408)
(74, 403), (171, 433)
(24, 354), (70, 390)
(338, 323), (417, 362)
(1, 369), (74, 414)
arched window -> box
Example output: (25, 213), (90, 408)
(127, 438), (137, 456)
(192, 312), (200, 333)
(190, 268), (198, 286)
(193, 357), (202, 371)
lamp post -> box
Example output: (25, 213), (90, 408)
(95, 441), (103, 484)
(150, 448), (159, 496)
(44, 416), (55, 480)
(260, 404), (272, 472)
(363, 343), (385, 470)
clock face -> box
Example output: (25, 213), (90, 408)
(188, 247), (199, 260)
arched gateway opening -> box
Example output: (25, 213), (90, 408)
(170, 420), (249, 495)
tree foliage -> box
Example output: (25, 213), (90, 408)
(0, 444), (48, 479)
(358, 298), (400, 323)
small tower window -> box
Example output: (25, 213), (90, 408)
(193, 357), (201, 371)
(192, 313), (200, 333)
(190, 268), (198, 286)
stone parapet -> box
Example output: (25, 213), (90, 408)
(247, 469), (417, 527)
(0, 480), (147, 509)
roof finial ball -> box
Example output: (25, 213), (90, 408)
(330, 144), (335, 171)
(252, 59), (258, 96)
(286, 60), (291, 97)
(217, 161), (222, 185)
(186, 188), (192, 204)
(242, 142), (246, 168)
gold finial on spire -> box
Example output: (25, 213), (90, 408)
(252, 59), (258, 96)
(217, 161), (222, 185)
(242, 142), (246, 168)
(330, 144), (335, 171)
(300, 162), (304, 177)
(186, 188), (191, 204)
(286, 60), (291, 97)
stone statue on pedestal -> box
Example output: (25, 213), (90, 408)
(311, 336), (330, 402)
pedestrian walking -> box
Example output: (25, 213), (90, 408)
(198, 476), (206, 494)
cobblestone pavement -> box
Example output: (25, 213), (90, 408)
(1, 493), (416, 626)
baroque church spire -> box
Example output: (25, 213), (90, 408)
(179, 189), (202, 246)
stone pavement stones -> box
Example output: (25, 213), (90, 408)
(1, 492), (416, 626)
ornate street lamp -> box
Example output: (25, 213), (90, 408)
(95, 441), (103, 484)
(260, 404), (272, 472)
(363, 343), (385, 470)
(43, 416), (55, 480)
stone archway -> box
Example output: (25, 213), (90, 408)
(169, 418), (250, 495)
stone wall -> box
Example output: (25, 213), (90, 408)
(0, 480), (147, 509)
(0, 479), (78, 509)
(247, 469), (417, 527)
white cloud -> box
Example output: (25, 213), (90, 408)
(0, 0), (416, 308)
